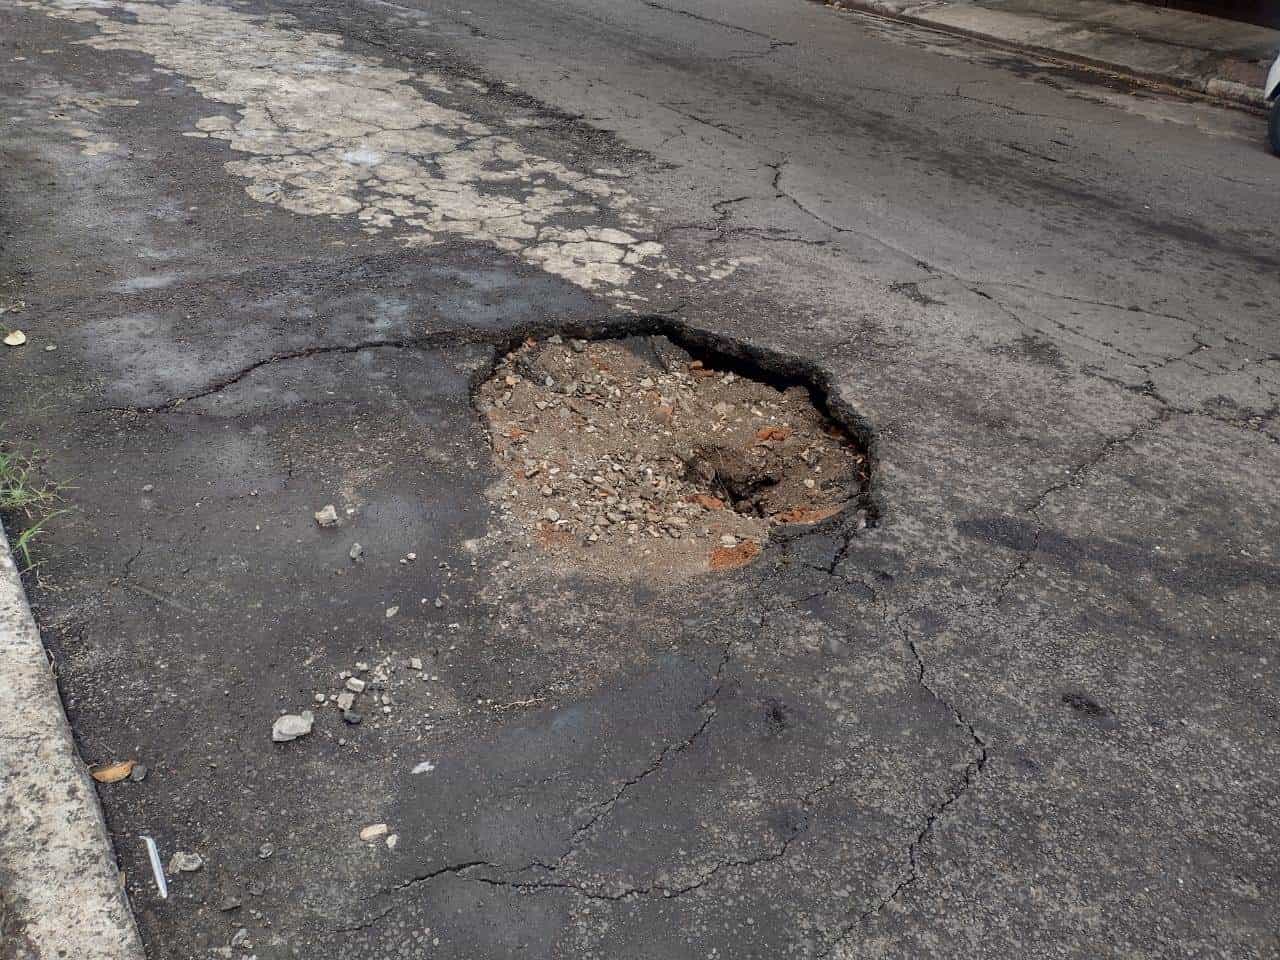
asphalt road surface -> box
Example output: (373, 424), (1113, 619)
(1, 0), (1278, 957)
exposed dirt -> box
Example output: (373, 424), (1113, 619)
(477, 333), (869, 578)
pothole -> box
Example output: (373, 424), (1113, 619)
(477, 332), (872, 579)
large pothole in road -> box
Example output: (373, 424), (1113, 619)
(477, 333), (871, 579)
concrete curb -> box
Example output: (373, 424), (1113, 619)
(0, 524), (146, 960)
(825, 0), (1270, 112)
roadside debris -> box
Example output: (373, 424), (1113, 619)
(359, 823), (388, 842)
(142, 836), (168, 899)
(349, 542), (364, 562)
(314, 504), (340, 528)
(3, 330), (26, 347)
(477, 334), (868, 577)
(168, 850), (203, 873)
(90, 759), (136, 783)
(271, 710), (314, 742)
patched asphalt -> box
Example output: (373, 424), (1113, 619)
(1, 0), (1278, 957)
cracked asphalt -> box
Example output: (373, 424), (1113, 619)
(1, 0), (1278, 957)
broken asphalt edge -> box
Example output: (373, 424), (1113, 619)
(0, 522), (147, 960)
(823, 0), (1270, 112)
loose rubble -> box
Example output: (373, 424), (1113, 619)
(271, 711), (314, 742)
(168, 851), (203, 873)
(477, 334), (868, 578)
(313, 504), (340, 528)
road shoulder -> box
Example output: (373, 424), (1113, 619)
(0, 524), (145, 960)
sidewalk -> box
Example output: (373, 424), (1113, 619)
(827, 0), (1280, 106)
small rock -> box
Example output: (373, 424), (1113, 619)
(720, 534), (738, 548)
(141, 484), (154, 493)
(271, 710), (314, 742)
(433, 597), (444, 609)
(218, 896), (242, 912)
(229, 928), (251, 949)
(258, 842), (274, 860)
(314, 504), (340, 528)
(385, 606), (399, 618)
(349, 543), (364, 562)
(314, 693), (326, 704)
(386, 834), (399, 850)
(360, 823), (389, 842)
(409, 657), (423, 670)
(130, 763), (149, 782)
(247, 880), (265, 897)
(168, 851), (203, 873)
(406, 552), (417, 562)
(44, 343), (57, 352)
(825, 636), (846, 657)
(544, 508), (561, 523)
(3, 330), (26, 347)
(342, 710), (363, 725)
(336, 691), (356, 711)
(345, 677), (366, 693)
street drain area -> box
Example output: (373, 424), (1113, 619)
(477, 333), (870, 578)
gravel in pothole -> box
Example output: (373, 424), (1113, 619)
(477, 333), (869, 578)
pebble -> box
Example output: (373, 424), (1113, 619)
(141, 484), (154, 493)
(359, 823), (389, 842)
(314, 505), (340, 528)
(271, 710), (314, 742)
(258, 843), (274, 860)
(343, 710), (363, 725)
(168, 851), (204, 873)
(219, 896), (242, 912)
(349, 543), (364, 562)
(130, 763), (148, 782)
(345, 677), (366, 693)
(720, 534), (738, 548)
(385, 606), (399, 618)
(386, 834), (399, 849)
(409, 657), (423, 670)
(336, 692), (356, 711)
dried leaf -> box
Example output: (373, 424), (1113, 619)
(3, 330), (27, 347)
(91, 760), (136, 783)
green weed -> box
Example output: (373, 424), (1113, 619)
(0, 447), (66, 571)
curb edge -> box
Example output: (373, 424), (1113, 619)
(0, 523), (147, 960)
(825, 0), (1269, 114)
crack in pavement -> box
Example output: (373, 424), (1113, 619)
(817, 613), (989, 957)
(992, 405), (1175, 604)
(88, 331), (484, 413)
(638, 0), (797, 46)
